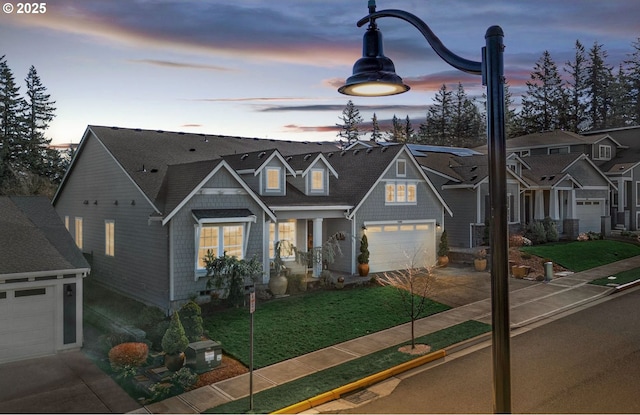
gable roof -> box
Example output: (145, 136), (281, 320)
(0, 196), (90, 277)
(520, 153), (615, 189)
(473, 130), (623, 153)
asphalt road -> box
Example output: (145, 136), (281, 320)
(339, 287), (640, 414)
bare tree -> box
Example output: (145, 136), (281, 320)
(377, 248), (435, 349)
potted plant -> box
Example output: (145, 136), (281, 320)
(335, 276), (345, 289)
(437, 230), (449, 267)
(270, 240), (294, 296)
(357, 233), (370, 276)
(161, 311), (189, 371)
(474, 248), (487, 271)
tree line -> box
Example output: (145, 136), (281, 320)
(1, 55), (67, 196)
(337, 38), (640, 148)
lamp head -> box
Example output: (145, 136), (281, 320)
(338, 24), (409, 97)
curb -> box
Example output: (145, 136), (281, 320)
(614, 278), (640, 292)
(271, 349), (446, 414)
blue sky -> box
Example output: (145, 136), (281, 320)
(1, 0), (638, 145)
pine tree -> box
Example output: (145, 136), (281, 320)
(0, 55), (26, 192)
(624, 37), (640, 125)
(403, 115), (414, 143)
(425, 84), (453, 145)
(520, 50), (567, 133)
(450, 82), (483, 147)
(370, 113), (382, 142)
(385, 115), (404, 143)
(564, 40), (589, 133)
(336, 100), (363, 149)
(586, 42), (614, 130)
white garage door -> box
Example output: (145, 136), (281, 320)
(0, 286), (56, 364)
(576, 200), (603, 233)
(366, 222), (436, 273)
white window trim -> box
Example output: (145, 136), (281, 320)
(265, 167), (282, 191)
(269, 220), (297, 260)
(598, 144), (612, 160)
(385, 181), (418, 205)
(548, 146), (570, 155)
(396, 159), (407, 177)
(519, 150), (530, 157)
(309, 168), (325, 193)
(194, 217), (255, 278)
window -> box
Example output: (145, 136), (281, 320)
(599, 145), (612, 160)
(518, 150), (530, 157)
(310, 169), (324, 192)
(266, 167), (281, 191)
(105, 220), (115, 256)
(15, 288), (46, 297)
(385, 182), (417, 204)
(396, 159), (407, 177)
(64, 216), (69, 231)
(548, 147), (569, 155)
(508, 194), (516, 223)
(197, 224), (244, 269)
(74, 217), (83, 250)
(269, 221), (296, 258)
(636, 182), (640, 207)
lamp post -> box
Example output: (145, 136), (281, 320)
(339, 1), (511, 413)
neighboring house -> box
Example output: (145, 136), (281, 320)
(583, 126), (640, 231)
(0, 196), (90, 364)
(52, 126), (450, 311)
(415, 147), (614, 247)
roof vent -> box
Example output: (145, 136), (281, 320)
(189, 148), (196, 152)
(258, 151), (266, 159)
(304, 154), (311, 161)
(286, 156), (293, 161)
(541, 175), (546, 180)
(327, 152), (334, 158)
(353, 149), (360, 155)
(241, 153), (249, 160)
(366, 148), (373, 153)
(470, 165), (477, 171)
(150, 168), (158, 173)
(549, 175), (555, 180)
(156, 130), (164, 133)
(381, 147), (387, 152)
(471, 175), (478, 181)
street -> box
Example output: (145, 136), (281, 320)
(338, 287), (640, 413)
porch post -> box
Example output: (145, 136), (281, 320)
(617, 177), (625, 217)
(567, 189), (576, 219)
(313, 218), (323, 277)
(549, 188), (560, 220)
(534, 190), (545, 220)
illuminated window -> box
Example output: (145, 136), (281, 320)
(386, 184), (395, 203)
(385, 182), (417, 204)
(407, 184), (417, 202)
(74, 217), (83, 250)
(266, 168), (281, 190)
(64, 216), (69, 231)
(105, 220), (115, 256)
(311, 169), (324, 191)
(397, 184), (406, 202)
(197, 225), (244, 269)
(269, 221), (296, 258)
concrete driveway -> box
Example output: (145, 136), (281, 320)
(0, 350), (140, 413)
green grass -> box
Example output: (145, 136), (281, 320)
(590, 267), (640, 286)
(520, 240), (640, 272)
(203, 285), (450, 368)
(206, 320), (491, 414)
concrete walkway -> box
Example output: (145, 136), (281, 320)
(132, 255), (640, 414)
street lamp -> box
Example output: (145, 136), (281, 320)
(339, 1), (511, 413)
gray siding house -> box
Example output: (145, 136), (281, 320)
(0, 196), (89, 363)
(53, 126), (450, 311)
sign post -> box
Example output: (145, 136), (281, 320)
(249, 288), (255, 411)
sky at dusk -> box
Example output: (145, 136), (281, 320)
(1, 0), (639, 145)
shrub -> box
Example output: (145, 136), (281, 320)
(543, 217), (559, 242)
(358, 234), (370, 264)
(179, 301), (204, 342)
(171, 367), (198, 392)
(147, 320), (170, 352)
(161, 312), (189, 355)
(437, 231), (449, 257)
(509, 234), (525, 247)
(526, 221), (547, 245)
(137, 306), (166, 330)
(108, 342), (149, 371)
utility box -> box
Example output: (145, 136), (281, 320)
(185, 340), (222, 373)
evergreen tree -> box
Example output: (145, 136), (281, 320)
(403, 115), (414, 143)
(586, 42), (614, 130)
(609, 64), (632, 127)
(370, 113), (382, 142)
(520, 50), (567, 133)
(336, 100), (363, 148)
(564, 40), (590, 133)
(385, 115), (404, 143)
(624, 37), (640, 125)
(504, 82), (524, 138)
(424, 84), (453, 145)
(450, 82), (484, 147)
(0, 55), (26, 191)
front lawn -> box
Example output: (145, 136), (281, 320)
(520, 240), (640, 272)
(590, 267), (640, 286)
(203, 285), (450, 368)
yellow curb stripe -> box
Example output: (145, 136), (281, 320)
(272, 349), (446, 414)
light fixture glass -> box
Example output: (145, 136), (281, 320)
(339, 80), (408, 96)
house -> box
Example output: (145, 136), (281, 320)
(583, 126), (640, 231)
(52, 126), (450, 311)
(416, 147), (615, 247)
(0, 196), (90, 364)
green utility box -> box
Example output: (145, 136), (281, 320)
(185, 340), (222, 373)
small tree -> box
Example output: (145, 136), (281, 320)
(179, 300), (204, 342)
(437, 231), (449, 257)
(204, 251), (262, 308)
(377, 249), (434, 349)
(161, 312), (189, 356)
(357, 234), (369, 264)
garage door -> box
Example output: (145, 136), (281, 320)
(576, 200), (603, 233)
(365, 222), (436, 273)
(0, 286), (56, 364)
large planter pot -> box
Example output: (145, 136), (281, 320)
(511, 265), (530, 279)
(269, 273), (288, 296)
(437, 255), (449, 268)
(357, 263), (369, 277)
(474, 258), (487, 272)
(164, 352), (185, 371)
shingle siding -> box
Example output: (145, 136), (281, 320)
(54, 133), (170, 309)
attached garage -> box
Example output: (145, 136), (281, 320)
(365, 221), (437, 273)
(576, 199), (604, 233)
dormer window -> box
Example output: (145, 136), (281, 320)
(266, 167), (281, 191)
(396, 159), (407, 177)
(310, 169), (325, 192)
(598, 144), (612, 160)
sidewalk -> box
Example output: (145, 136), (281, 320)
(133, 255), (640, 414)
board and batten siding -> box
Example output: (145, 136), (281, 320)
(169, 167), (266, 305)
(54, 133), (170, 309)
